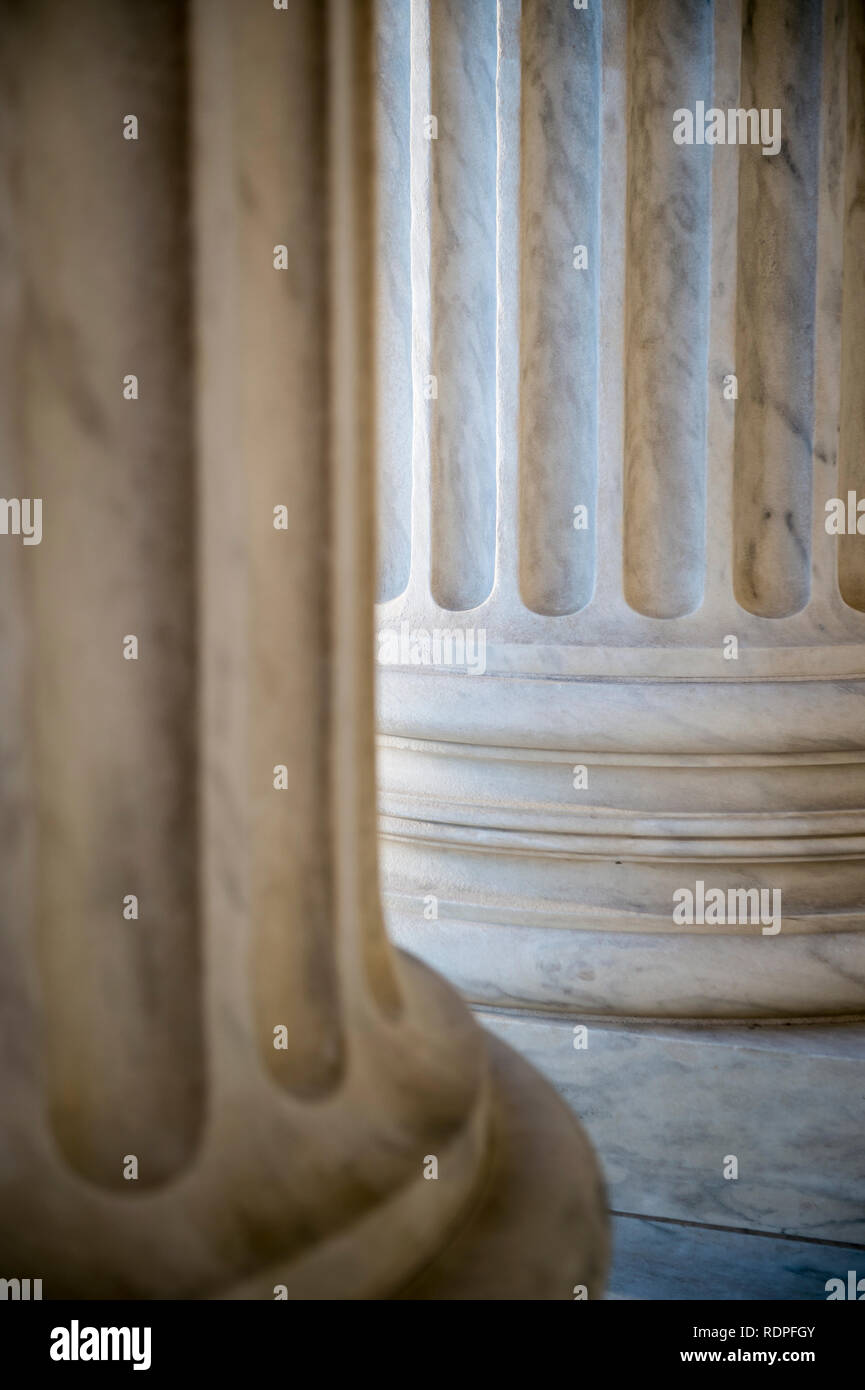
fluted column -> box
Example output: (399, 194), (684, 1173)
(0, 0), (607, 1300)
(377, 0), (865, 1020)
(375, 0), (865, 1286)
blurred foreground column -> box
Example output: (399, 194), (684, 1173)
(0, 0), (607, 1298)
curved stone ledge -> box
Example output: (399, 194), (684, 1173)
(383, 911), (865, 1020)
(377, 667), (865, 755)
(378, 717), (865, 1017)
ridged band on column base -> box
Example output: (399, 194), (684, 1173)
(377, 668), (865, 1018)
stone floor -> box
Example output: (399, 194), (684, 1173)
(478, 1007), (865, 1301)
(608, 1214), (865, 1301)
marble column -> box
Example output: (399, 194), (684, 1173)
(375, 0), (865, 1297)
(0, 0), (607, 1299)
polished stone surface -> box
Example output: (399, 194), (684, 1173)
(608, 1213), (865, 1302)
(374, 8), (865, 1291)
(478, 1009), (865, 1248)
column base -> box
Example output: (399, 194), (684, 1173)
(397, 1035), (609, 1300)
(220, 1029), (609, 1301)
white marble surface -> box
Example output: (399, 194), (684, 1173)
(479, 1009), (865, 1248)
(378, 712), (865, 1016)
(372, 9), (865, 1296)
(373, 0), (865, 1282)
(375, 0), (865, 644)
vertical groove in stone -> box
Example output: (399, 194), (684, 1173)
(408, 0), (433, 596)
(623, 0), (712, 620)
(732, 0), (821, 618)
(18, 0), (202, 1188)
(593, 0), (628, 614)
(518, 0), (600, 617)
(428, 0), (497, 611)
(838, 0), (865, 611)
(237, 0), (346, 1097)
(331, 0), (403, 1022)
(811, 0), (848, 611)
(494, 0), (521, 609)
(374, 0), (412, 603)
(704, 0), (742, 614)
(0, 4), (40, 1153)
(191, 0), (253, 1111)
